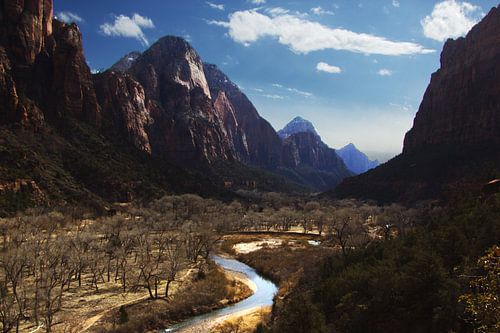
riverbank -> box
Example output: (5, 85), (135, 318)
(164, 255), (278, 333)
(90, 260), (252, 332)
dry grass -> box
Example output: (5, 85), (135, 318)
(212, 306), (272, 333)
(93, 262), (253, 332)
(16, 265), (196, 333)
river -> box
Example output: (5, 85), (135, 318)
(161, 255), (278, 332)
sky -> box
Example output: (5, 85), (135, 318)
(53, 0), (498, 160)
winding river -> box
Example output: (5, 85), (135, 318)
(161, 255), (278, 333)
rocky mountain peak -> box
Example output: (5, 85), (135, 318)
(337, 143), (379, 175)
(278, 116), (319, 139)
(110, 51), (141, 72)
(130, 36), (211, 100)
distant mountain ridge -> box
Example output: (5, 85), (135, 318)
(337, 143), (379, 175)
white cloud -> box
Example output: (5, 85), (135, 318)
(421, 0), (484, 42)
(209, 9), (434, 55)
(271, 83), (313, 98)
(262, 94), (284, 99)
(287, 87), (313, 98)
(206, 2), (225, 11)
(100, 13), (155, 46)
(266, 7), (290, 17)
(389, 102), (414, 113)
(316, 62), (342, 74)
(311, 6), (334, 16)
(378, 68), (393, 76)
(249, 0), (267, 4)
(251, 88), (264, 92)
(392, 0), (400, 8)
(56, 11), (84, 23)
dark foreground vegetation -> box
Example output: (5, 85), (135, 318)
(271, 193), (499, 333)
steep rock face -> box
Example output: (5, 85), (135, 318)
(282, 132), (352, 190)
(47, 21), (101, 124)
(334, 6), (500, 202)
(110, 51), (141, 72)
(94, 71), (152, 153)
(0, 0), (53, 66)
(282, 132), (349, 173)
(128, 37), (232, 165)
(204, 63), (282, 168)
(404, 6), (500, 152)
(212, 90), (249, 156)
(0, 0), (100, 127)
(278, 116), (319, 139)
(337, 143), (379, 175)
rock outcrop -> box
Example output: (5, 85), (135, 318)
(278, 116), (319, 139)
(281, 131), (352, 191)
(337, 143), (379, 175)
(94, 71), (152, 153)
(404, 6), (500, 151)
(334, 5), (500, 202)
(0, 0), (53, 67)
(204, 63), (283, 168)
(126, 37), (232, 165)
(110, 51), (141, 72)
(0, 1), (100, 127)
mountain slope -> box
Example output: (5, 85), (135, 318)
(276, 117), (353, 191)
(278, 116), (319, 139)
(337, 143), (379, 175)
(281, 132), (353, 191)
(204, 63), (283, 168)
(110, 51), (141, 72)
(333, 6), (500, 202)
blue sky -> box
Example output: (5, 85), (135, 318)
(54, 0), (498, 159)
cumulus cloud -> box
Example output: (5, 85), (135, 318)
(311, 6), (334, 16)
(421, 0), (484, 42)
(249, 0), (267, 4)
(100, 13), (154, 46)
(378, 69), (393, 76)
(392, 0), (400, 8)
(206, 2), (225, 11)
(316, 62), (342, 74)
(56, 11), (84, 23)
(208, 9), (434, 55)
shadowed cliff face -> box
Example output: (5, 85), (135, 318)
(281, 132), (353, 191)
(0, 0), (53, 67)
(0, 0), (100, 127)
(404, 6), (500, 152)
(94, 71), (153, 154)
(204, 63), (283, 168)
(334, 6), (500, 202)
(282, 132), (344, 172)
